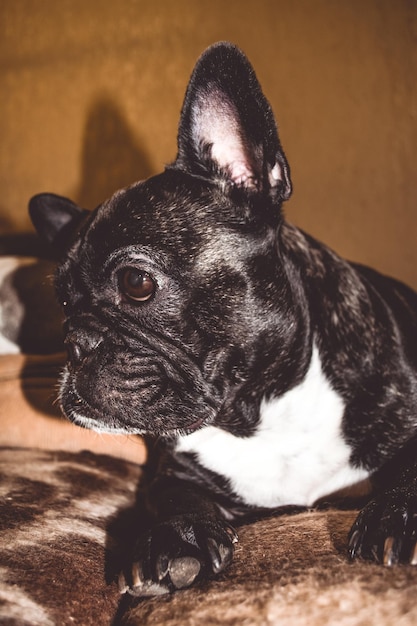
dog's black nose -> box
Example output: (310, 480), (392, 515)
(66, 340), (84, 367)
(65, 332), (102, 368)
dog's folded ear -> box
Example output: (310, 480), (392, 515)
(174, 42), (292, 203)
(29, 193), (90, 254)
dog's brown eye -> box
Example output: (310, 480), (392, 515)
(119, 268), (156, 302)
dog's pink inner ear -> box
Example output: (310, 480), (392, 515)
(192, 92), (255, 186)
(191, 89), (284, 191)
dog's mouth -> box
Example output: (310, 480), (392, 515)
(61, 377), (209, 436)
(59, 338), (221, 437)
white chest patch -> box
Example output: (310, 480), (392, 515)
(176, 346), (370, 508)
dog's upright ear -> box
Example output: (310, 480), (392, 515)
(29, 193), (89, 254)
(174, 42), (292, 202)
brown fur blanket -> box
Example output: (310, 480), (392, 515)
(1, 447), (416, 625)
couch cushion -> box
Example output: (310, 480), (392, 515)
(0, 353), (146, 463)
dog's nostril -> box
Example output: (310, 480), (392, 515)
(66, 341), (85, 367)
(65, 331), (103, 368)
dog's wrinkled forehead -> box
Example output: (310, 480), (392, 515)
(77, 175), (200, 266)
(74, 170), (258, 275)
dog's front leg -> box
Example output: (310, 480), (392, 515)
(120, 474), (238, 597)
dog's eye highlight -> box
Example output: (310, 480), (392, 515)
(119, 268), (156, 303)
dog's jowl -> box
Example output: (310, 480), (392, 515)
(29, 42), (417, 596)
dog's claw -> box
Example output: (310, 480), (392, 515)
(119, 558), (170, 597)
(122, 566), (170, 597)
(225, 522), (239, 544)
(206, 536), (222, 572)
(131, 561), (145, 587)
(348, 528), (364, 560)
(383, 536), (401, 566)
(118, 571), (129, 594)
(409, 541), (417, 565)
(155, 553), (169, 581)
(205, 536), (233, 574)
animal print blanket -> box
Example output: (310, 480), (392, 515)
(1, 447), (417, 626)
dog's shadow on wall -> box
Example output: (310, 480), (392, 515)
(75, 96), (154, 210)
(19, 95), (154, 413)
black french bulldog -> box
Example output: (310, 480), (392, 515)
(29, 42), (417, 596)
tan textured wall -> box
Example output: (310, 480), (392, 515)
(1, 0), (416, 286)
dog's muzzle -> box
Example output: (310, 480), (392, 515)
(60, 319), (221, 436)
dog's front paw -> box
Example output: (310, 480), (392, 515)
(348, 486), (417, 566)
(119, 515), (238, 597)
